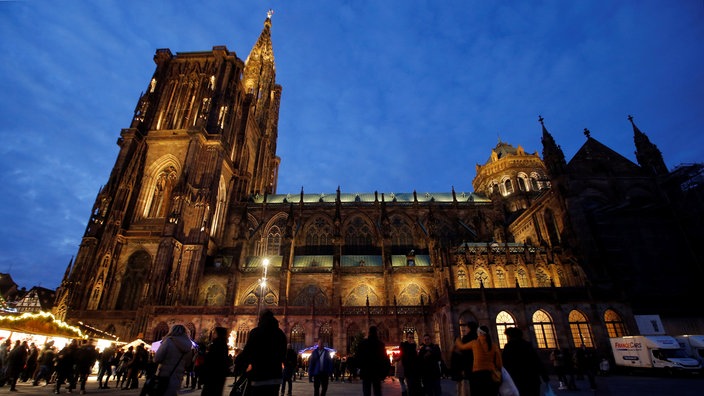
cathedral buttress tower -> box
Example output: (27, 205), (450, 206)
(53, 15), (281, 340)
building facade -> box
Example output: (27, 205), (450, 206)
(53, 15), (703, 364)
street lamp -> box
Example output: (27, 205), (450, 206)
(257, 258), (269, 320)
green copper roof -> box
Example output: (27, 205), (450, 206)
(251, 191), (491, 204)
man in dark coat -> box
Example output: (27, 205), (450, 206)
(234, 309), (287, 396)
(502, 327), (550, 396)
(354, 326), (389, 396)
(6, 340), (28, 391)
(74, 339), (98, 394)
(201, 327), (230, 396)
(307, 339), (333, 396)
(418, 334), (443, 396)
(55, 339), (78, 394)
(281, 343), (297, 396)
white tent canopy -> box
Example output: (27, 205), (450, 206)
(123, 338), (151, 350)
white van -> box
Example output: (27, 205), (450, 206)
(675, 335), (704, 365)
(609, 335), (701, 374)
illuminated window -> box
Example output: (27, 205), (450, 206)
(496, 311), (516, 348)
(473, 269), (489, 288)
(568, 310), (594, 348)
(147, 166), (178, 218)
(604, 309), (628, 338)
(504, 179), (513, 194)
(495, 268), (508, 288)
(532, 310), (557, 349)
(457, 270), (468, 289)
(516, 268), (529, 287)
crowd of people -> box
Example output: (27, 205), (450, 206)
(0, 315), (606, 396)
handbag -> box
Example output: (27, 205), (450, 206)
(148, 349), (187, 396)
(491, 368), (502, 383)
(498, 367), (519, 396)
(229, 375), (249, 396)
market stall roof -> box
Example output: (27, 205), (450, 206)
(123, 338), (151, 350)
(0, 311), (83, 338)
(150, 339), (198, 352)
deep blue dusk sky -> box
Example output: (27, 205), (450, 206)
(1, 0), (702, 289)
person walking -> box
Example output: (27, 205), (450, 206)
(549, 348), (568, 390)
(308, 339), (333, 396)
(501, 327), (549, 396)
(6, 340), (28, 391)
(201, 327), (231, 396)
(354, 326), (389, 396)
(574, 344), (597, 391)
(54, 339), (78, 394)
(233, 309), (287, 396)
(281, 343), (297, 396)
(32, 342), (56, 386)
(153, 324), (195, 396)
(418, 334), (443, 396)
(455, 325), (502, 396)
(74, 339), (98, 394)
(398, 332), (421, 396)
(96, 343), (116, 389)
(453, 321), (478, 396)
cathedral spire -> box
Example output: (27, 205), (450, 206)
(244, 10), (276, 96)
(629, 115), (668, 176)
(539, 115), (567, 178)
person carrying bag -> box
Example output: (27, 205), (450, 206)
(152, 325), (194, 396)
(455, 325), (502, 396)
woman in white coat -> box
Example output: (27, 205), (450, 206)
(154, 325), (194, 396)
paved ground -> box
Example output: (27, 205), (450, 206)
(0, 375), (612, 396)
(2, 374), (703, 396)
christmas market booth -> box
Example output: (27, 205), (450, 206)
(0, 311), (85, 350)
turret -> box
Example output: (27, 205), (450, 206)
(630, 115), (668, 176)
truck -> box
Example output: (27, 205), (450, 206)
(675, 335), (704, 365)
(609, 335), (701, 375)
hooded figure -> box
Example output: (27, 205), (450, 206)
(234, 309), (287, 395)
(154, 324), (194, 396)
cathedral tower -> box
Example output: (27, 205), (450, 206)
(53, 15), (281, 334)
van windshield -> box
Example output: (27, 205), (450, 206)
(655, 349), (689, 359)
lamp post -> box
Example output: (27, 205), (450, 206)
(257, 258), (269, 320)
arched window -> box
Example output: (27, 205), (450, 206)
(234, 323), (250, 350)
(457, 269), (468, 289)
(265, 225), (282, 256)
(604, 309), (628, 338)
(516, 268), (529, 287)
(305, 217), (333, 250)
(344, 216), (374, 254)
(319, 322), (333, 348)
(210, 176), (227, 236)
(473, 269), (489, 288)
(504, 179), (513, 195)
(152, 322), (169, 342)
(544, 209), (560, 247)
(532, 310), (557, 349)
(496, 311), (516, 348)
(518, 177), (527, 191)
(569, 310), (594, 348)
(115, 251), (150, 310)
(147, 166), (178, 218)
(390, 216), (414, 252)
(495, 268), (508, 288)
(202, 283), (226, 306)
(291, 324), (306, 352)
(535, 267), (552, 287)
